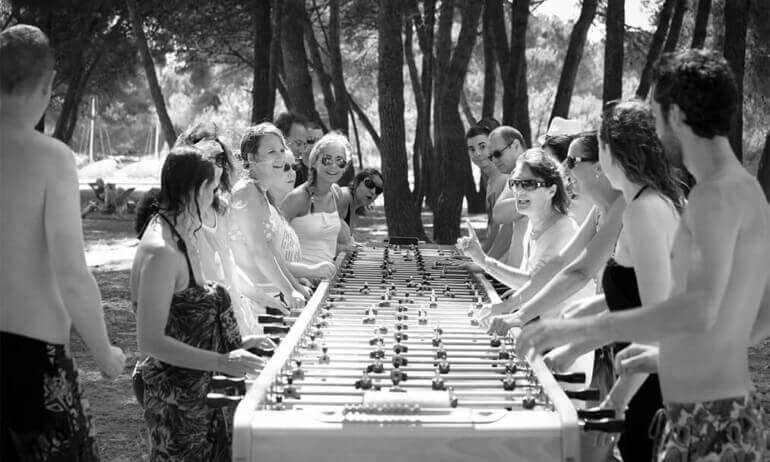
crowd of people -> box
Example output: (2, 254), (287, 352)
(2, 23), (770, 462)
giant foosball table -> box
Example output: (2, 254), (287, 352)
(211, 240), (620, 462)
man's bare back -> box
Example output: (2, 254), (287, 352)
(660, 165), (770, 402)
(1, 126), (74, 344)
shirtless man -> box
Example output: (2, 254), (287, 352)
(0, 25), (125, 460)
(465, 124), (510, 259)
(517, 49), (770, 461)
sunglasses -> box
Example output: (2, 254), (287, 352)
(363, 177), (383, 195)
(488, 139), (515, 160)
(509, 178), (550, 191)
(306, 138), (318, 145)
(275, 162), (295, 172)
(321, 155), (348, 169)
(565, 155), (597, 170)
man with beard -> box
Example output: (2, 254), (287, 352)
(516, 49), (770, 462)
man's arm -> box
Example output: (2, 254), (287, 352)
(45, 146), (122, 376)
(492, 183), (524, 225)
(486, 223), (513, 260)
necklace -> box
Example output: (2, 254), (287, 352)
(529, 213), (559, 241)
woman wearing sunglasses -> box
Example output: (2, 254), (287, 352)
(228, 123), (312, 312)
(459, 148), (578, 295)
(336, 168), (384, 247)
(281, 132), (350, 266)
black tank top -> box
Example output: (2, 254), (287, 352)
(600, 185), (663, 462)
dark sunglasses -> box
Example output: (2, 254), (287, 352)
(363, 177), (383, 195)
(279, 162), (296, 172)
(307, 138), (318, 145)
(509, 178), (550, 191)
(565, 155), (596, 170)
(488, 139), (515, 160)
(321, 156), (348, 169)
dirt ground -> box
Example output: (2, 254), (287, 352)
(74, 211), (770, 461)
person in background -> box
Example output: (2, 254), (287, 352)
(281, 132), (351, 264)
(275, 112), (310, 187)
(1, 25), (125, 461)
(131, 146), (264, 461)
(466, 123), (511, 260)
(336, 168), (384, 246)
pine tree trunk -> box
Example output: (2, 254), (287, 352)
(482, 0), (496, 120)
(723, 0), (749, 161)
(508, 0), (531, 146)
(636, 0), (676, 99)
(550, 0), (598, 121)
(662, 0), (688, 52)
(433, 0), (484, 244)
(328, 0), (349, 134)
(126, 0), (176, 148)
(691, 0), (711, 48)
(378, 0), (428, 241)
(281, 0), (322, 125)
(603, 0), (625, 104)
(251, 0), (272, 123)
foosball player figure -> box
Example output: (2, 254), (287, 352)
(390, 366), (408, 388)
(395, 321), (408, 331)
(363, 311), (376, 325)
(431, 369), (446, 390)
(437, 359), (451, 374)
(370, 332), (384, 346)
(318, 344), (330, 364)
(283, 377), (300, 399)
(428, 290), (438, 308)
(379, 292), (392, 307)
(291, 360), (305, 380)
(359, 282), (370, 295)
(367, 358), (385, 373)
(490, 333), (502, 348)
(443, 284), (453, 298)
(406, 276), (415, 287)
(502, 372), (516, 391)
(370, 347), (385, 359)
(435, 346), (447, 360)
(355, 371), (373, 390)
(505, 358), (517, 374)
(272, 395), (285, 410)
(522, 389), (537, 410)
(498, 344), (510, 360)
(467, 304), (476, 317)
(418, 308), (428, 325)
(392, 353), (408, 368)
(393, 341), (408, 354)
(470, 317), (480, 327)
(306, 332), (318, 350)
(393, 331), (408, 342)
(432, 331), (442, 347)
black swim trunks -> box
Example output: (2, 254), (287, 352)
(1, 331), (100, 461)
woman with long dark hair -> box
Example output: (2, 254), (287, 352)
(131, 146), (264, 461)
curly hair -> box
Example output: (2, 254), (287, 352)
(305, 131), (352, 195)
(175, 121), (235, 214)
(515, 148), (571, 215)
(652, 49), (738, 139)
(134, 146), (215, 238)
(599, 100), (685, 212)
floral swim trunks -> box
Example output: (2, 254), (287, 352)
(652, 393), (767, 462)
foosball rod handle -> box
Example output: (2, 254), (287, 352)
(564, 388), (600, 401)
(551, 371), (586, 384)
(577, 407), (616, 420)
(211, 375), (247, 395)
(582, 418), (625, 433)
(206, 392), (243, 409)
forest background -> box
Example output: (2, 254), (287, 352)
(2, 0), (769, 244)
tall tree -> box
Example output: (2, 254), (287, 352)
(691, 0), (711, 48)
(432, 0), (484, 243)
(281, 0), (322, 125)
(481, 0), (497, 119)
(504, 0), (532, 145)
(603, 0), (625, 103)
(251, 0), (273, 123)
(126, 0), (176, 148)
(635, 0), (676, 98)
(723, 0), (750, 161)
(550, 0), (598, 121)
(662, 0), (688, 52)
(266, 0), (282, 121)
(378, 0), (428, 240)
(328, 0), (350, 133)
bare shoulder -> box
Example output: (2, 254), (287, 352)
(623, 192), (675, 228)
(231, 179), (257, 208)
(281, 185), (311, 215)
